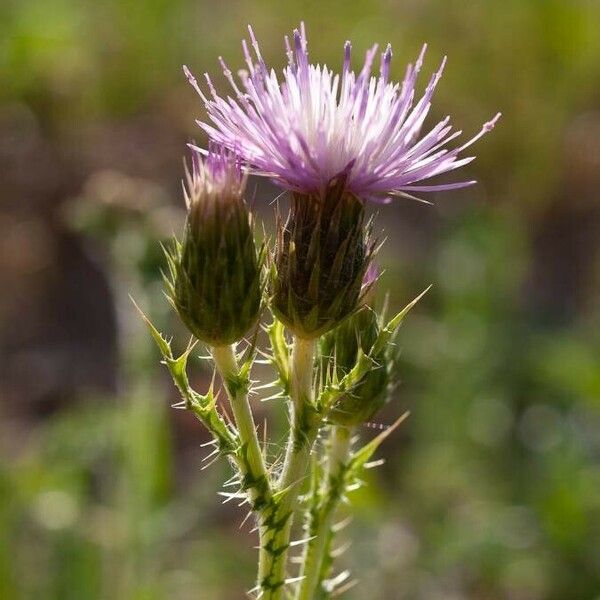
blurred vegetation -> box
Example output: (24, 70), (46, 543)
(1, 1), (599, 599)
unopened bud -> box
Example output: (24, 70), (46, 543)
(164, 147), (263, 346)
(320, 306), (389, 426)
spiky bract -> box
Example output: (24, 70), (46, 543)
(271, 176), (374, 339)
(320, 306), (390, 426)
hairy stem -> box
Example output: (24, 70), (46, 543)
(295, 425), (352, 600)
(257, 337), (320, 599)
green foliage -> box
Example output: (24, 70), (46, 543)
(319, 308), (389, 426)
(265, 319), (291, 397)
(134, 300), (237, 455)
(317, 288), (430, 417)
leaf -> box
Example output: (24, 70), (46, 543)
(317, 349), (377, 412)
(317, 288), (429, 414)
(130, 296), (237, 454)
(265, 317), (291, 394)
(130, 295), (172, 358)
(166, 338), (198, 395)
(372, 285), (431, 356)
(348, 412), (410, 473)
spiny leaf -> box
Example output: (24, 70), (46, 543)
(348, 412), (410, 474)
(372, 286), (431, 356)
(265, 317), (291, 393)
(239, 325), (261, 378)
(131, 296), (238, 454)
(165, 339), (197, 396)
(130, 296), (172, 358)
(317, 348), (377, 412)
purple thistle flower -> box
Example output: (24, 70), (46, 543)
(184, 23), (500, 203)
(362, 261), (380, 290)
(183, 143), (246, 210)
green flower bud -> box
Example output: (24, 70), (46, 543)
(164, 148), (263, 346)
(271, 176), (374, 339)
(320, 306), (389, 426)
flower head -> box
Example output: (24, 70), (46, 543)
(183, 143), (246, 212)
(185, 23), (500, 202)
(164, 145), (264, 346)
(271, 180), (374, 339)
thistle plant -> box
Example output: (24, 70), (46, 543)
(139, 23), (499, 599)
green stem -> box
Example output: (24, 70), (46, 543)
(295, 425), (353, 600)
(212, 345), (278, 599)
(211, 345), (270, 504)
(257, 337), (320, 600)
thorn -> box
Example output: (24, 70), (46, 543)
(330, 540), (352, 558)
(223, 472), (241, 485)
(222, 478), (242, 487)
(200, 455), (221, 470)
(200, 438), (219, 448)
(217, 491), (246, 503)
(331, 577), (358, 596)
(284, 575), (305, 585)
(364, 459), (385, 469)
(262, 417), (268, 456)
(254, 347), (273, 359)
(201, 448), (220, 463)
(253, 358), (272, 365)
(239, 509), (254, 530)
(267, 452), (283, 477)
(261, 393), (285, 402)
(324, 570), (351, 590)
(253, 380), (280, 391)
(289, 535), (316, 547)
(332, 516), (352, 533)
(247, 584), (262, 598)
(221, 404), (236, 429)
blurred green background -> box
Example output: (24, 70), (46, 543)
(1, 1), (599, 599)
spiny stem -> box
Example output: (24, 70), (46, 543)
(211, 344), (280, 600)
(211, 344), (271, 504)
(257, 337), (320, 600)
(295, 425), (353, 600)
